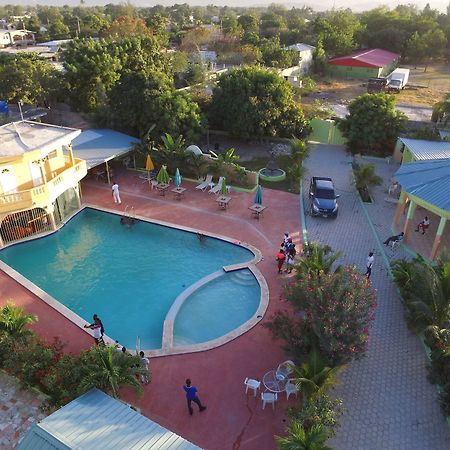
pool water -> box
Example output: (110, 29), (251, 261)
(0, 208), (260, 350)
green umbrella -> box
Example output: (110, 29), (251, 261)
(220, 177), (228, 195)
(156, 165), (170, 184)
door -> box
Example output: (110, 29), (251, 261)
(29, 161), (43, 187)
(0, 167), (17, 194)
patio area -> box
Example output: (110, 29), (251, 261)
(0, 167), (303, 450)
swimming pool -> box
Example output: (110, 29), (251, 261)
(0, 208), (265, 352)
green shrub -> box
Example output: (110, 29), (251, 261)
(288, 394), (344, 438)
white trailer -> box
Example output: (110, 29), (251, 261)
(387, 68), (410, 93)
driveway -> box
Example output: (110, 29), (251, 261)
(302, 144), (450, 450)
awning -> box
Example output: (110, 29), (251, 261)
(71, 129), (140, 169)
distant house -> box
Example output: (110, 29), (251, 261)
(327, 48), (400, 79)
(18, 389), (201, 449)
(286, 43), (315, 75)
(280, 66), (303, 87)
(0, 29), (35, 48)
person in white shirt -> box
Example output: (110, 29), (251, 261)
(112, 182), (121, 204)
(415, 216), (430, 235)
(365, 252), (374, 279)
(139, 351), (150, 385)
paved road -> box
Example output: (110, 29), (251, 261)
(302, 144), (450, 450)
(331, 103), (433, 122)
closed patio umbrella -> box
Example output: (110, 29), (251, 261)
(156, 165), (170, 184)
(254, 185), (263, 205)
(145, 154), (154, 172)
(220, 177), (228, 195)
(175, 168), (182, 186)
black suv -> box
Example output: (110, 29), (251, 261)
(309, 177), (339, 218)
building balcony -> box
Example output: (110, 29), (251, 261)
(0, 159), (87, 215)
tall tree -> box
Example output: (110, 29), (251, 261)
(338, 93), (407, 156)
(0, 54), (61, 105)
(209, 66), (307, 139)
(314, 11), (362, 57)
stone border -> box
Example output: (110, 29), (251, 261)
(0, 204), (268, 357)
(258, 168), (287, 182)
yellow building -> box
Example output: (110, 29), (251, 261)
(0, 121), (86, 247)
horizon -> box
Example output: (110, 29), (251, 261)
(0, 0), (448, 14)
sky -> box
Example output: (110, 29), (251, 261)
(0, 0), (449, 12)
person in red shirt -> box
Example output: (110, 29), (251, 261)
(276, 249), (286, 273)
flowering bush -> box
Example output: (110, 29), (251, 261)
(285, 266), (377, 365)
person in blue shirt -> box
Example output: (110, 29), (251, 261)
(183, 379), (206, 415)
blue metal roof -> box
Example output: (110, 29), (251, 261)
(395, 159), (450, 212)
(71, 129), (140, 169)
(17, 389), (201, 450)
(399, 137), (450, 161)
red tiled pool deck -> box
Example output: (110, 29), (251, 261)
(0, 173), (303, 450)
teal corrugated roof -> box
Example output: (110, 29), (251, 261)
(71, 129), (140, 169)
(17, 389), (201, 450)
(395, 159), (450, 212)
(400, 137), (450, 161)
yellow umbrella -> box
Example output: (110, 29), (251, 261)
(145, 154), (154, 171)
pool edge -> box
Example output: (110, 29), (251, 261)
(1, 204), (269, 357)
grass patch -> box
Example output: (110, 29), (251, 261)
(242, 155), (299, 194)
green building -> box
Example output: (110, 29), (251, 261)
(327, 48), (399, 79)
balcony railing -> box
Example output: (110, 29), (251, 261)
(0, 159), (87, 215)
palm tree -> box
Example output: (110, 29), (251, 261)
(291, 349), (342, 400)
(297, 243), (343, 278)
(188, 153), (207, 179)
(0, 302), (36, 340)
(432, 94), (450, 124)
(79, 345), (145, 398)
(156, 133), (188, 171)
(277, 422), (333, 450)
(208, 148), (242, 181)
(352, 163), (382, 191)
(406, 257), (450, 332)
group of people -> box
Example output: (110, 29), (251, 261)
(276, 232), (297, 274)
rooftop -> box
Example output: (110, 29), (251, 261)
(18, 388), (201, 450)
(286, 43), (315, 52)
(400, 137), (450, 161)
(328, 48), (400, 68)
(395, 159), (450, 212)
(0, 121), (81, 158)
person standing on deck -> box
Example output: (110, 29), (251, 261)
(112, 181), (121, 204)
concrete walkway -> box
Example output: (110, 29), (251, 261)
(0, 371), (47, 449)
(302, 144), (450, 450)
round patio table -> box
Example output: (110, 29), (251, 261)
(263, 370), (288, 393)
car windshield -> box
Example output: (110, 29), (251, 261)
(316, 188), (335, 199)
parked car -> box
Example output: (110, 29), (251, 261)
(309, 177), (339, 218)
(367, 77), (388, 93)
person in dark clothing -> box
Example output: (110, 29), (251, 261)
(383, 232), (404, 246)
(183, 379), (206, 415)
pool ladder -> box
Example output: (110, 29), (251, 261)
(122, 205), (136, 226)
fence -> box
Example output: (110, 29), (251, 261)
(308, 118), (347, 146)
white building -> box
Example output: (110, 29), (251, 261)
(286, 43), (315, 75)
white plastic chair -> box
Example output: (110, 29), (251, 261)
(261, 392), (278, 410)
(276, 360), (295, 380)
(244, 377), (261, 397)
(195, 174), (213, 191)
(285, 379), (299, 400)
(208, 176), (225, 194)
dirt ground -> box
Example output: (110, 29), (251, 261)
(301, 63), (450, 111)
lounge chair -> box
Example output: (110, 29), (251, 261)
(195, 174), (213, 191)
(209, 176), (225, 194)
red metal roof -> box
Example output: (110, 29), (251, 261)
(328, 48), (400, 68)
